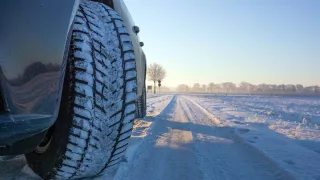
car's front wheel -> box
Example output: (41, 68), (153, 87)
(25, 1), (137, 179)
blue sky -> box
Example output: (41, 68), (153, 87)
(124, 0), (320, 87)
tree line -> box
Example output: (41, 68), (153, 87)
(176, 82), (320, 96)
(145, 63), (319, 96)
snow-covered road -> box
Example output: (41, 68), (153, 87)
(117, 95), (295, 180)
(1, 94), (320, 180)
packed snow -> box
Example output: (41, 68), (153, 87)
(1, 94), (320, 180)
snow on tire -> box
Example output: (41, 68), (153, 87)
(25, 1), (137, 179)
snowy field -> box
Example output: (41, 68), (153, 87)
(186, 94), (320, 179)
(1, 94), (320, 180)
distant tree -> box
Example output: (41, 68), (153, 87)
(176, 82), (320, 96)
(308, 86), (320, 93)
(303, 86), (314, 94)
(215, 84), (222, 92)
(201, 84), (207, 92)
(285, 84), (296, 93)
(304, 86), (313, 94)
(192, 83), (201, 92)
(177, 84), (183, 92)
(239, 82), (253, 93)
(222, 82), (236, 92)
(147, 63), (166, 94)
(177, 84), (190, 92)
(208, 83), (215, 93)
(184, 85), (190, 92)
(278, 84), (286, 92)
(158, 86), (171, 93)
(257, 84), (270, 92)
(296, 84), (304, 93)
(269, 84), (276, 91)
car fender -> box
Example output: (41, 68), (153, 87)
(0, 0), (80, 147)
(113, 0), (146, 99)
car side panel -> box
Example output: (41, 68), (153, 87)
(113, 0), (146, 99)
(0, 0), (79, 146)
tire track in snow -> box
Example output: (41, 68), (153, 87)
(117, 95), (203, 180)
(113, 95), (175, 180)
(146, 95), (174, 117)
(180, 96), (296, 180)
(118, 95), (293, 180)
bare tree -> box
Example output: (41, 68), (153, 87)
(258, 84), (270, 92)
(201, 84), (207, 92)
(147, 63), (166, 94)
(308, 86), (319, 93)
(278, 84), (286, 92)
(215, 84), (222, 93)
(222, 82), (236, 93)
(270, 84), (277, 92)
(208, 83), (215, 93)
(239, 82), (253, 93)
(296, 84), (304, 93)
(177, 84), (190, 92)
(192, 83), (201, 92)
(285, 84), (296, 93)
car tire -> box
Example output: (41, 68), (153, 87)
(142, 87), (146, 117)
(25, 1), (137, 179)
(136, 86), (146, 118)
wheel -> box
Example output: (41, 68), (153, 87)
(142, 87), (146, 117)
(136, 86), (146, 118)
(136, 55), (146, 118)
(25, 1), (137, 179)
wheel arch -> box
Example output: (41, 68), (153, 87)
(0, 0), (81, 155)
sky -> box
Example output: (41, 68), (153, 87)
(124, 0), (320, 87)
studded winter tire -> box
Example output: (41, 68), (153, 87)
(25, 1), (137, 179)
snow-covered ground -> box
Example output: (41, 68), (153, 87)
(187, 95), (320, 146)
(116, 94), (320, 180)
(186, 94), (320, 180)
(1, 94), (320, 180)
(0, 95), (174, 180)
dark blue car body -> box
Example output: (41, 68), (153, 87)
(0, 0), (146, 155)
